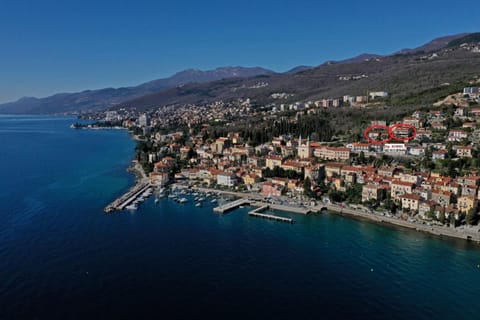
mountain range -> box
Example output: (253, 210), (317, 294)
(0, 32), (478, 114)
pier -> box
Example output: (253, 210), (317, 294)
(213, 198), (250, 213)
(248, 206), (294, 223)
(104, 182), (151, 213)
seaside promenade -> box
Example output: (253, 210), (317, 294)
(189, 185), (480, 243)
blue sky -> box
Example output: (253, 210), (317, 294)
(0, 0), (478, 103)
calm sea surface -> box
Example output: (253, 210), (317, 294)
(1, 115), (479, 319)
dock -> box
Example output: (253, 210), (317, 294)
(248, 206), (294, 224)
(213, 198), (250, 213)
(104, 182), (151, 213)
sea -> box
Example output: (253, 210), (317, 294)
(0, 115), (479, 319)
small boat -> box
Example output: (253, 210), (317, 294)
(198, 197), (205, 202)
(154, 198), (159, 204)
(195, 203), (202, 207)
(126, 204), (138, 211)
(211, 199), (217, 203)
(178, 197), (188, 203)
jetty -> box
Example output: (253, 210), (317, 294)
(248, 206), (294, 223)
(213, 198), (250, 213)
(104, 182), (151, 213)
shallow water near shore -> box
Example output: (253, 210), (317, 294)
(1, 115), (480, 319)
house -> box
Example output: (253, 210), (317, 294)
(265, 155), (283, 170)
(431, 189), (453, 206)
(414, 187), (432, 200)
(403, 117), (422, 128)
(369, 91), (389, 99)
(281, 160), (304, 173)
(325, 163), (343, 178)
(304, 165), (324, 182)
(418, 200), (437, 219)
(340, 166), (362, 178)
(455, 108), (465, 117)
(212, 137), (232, 154)
(377, 166), (398, 177)
(401, 193), (421, 212)
(447, 129), (468, 142)
(463, 176), (480, 187)
(462, 122), (476, 129)
(415, 128), (432, 140)
(348, 142), (370, 153)
(397, 173), (421, 185)
(383, 143), (407, 154)
(248, 156), (266, 168)
(243, 173), (260, 186)
(464, 87), (480, 96)
(429, 110), (444, 118)
(454, 146), (473, 158)
(313, 146), (350, 161)
(261, 182), (283, 197)
(391, 180), (415, 200)
(470, 108), (480, 117)
(431, 122), (447, 130)
(457, 195), (478, 213)
(180, 168), (199, 180)
(408, 146), (426, 156)
(150, 172), (169, 187)
(432, 149), (448, 160)
(280, 146), (295, 157)
(217, 172), (237, 187)
(362, 184), (385, 202)
(271, 177), (288, 186)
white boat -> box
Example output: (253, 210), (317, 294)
(211, 199), (217, 203)
(154, 198), (159, 204)
(198, 197), (205, 202)
(126, 204), (138, 211)
(195, 203), (202, 207)
(178, 197), (188, 203)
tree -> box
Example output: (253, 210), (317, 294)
(303, 177), (312, 196)
(427, 208), (435, 220)
(358, 151), (366, 164)
(466, 208), (478, 225)
(438, 210), (446, 225)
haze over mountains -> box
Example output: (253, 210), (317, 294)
(1, 32), (478, 114)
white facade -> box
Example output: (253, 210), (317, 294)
(408, 146), (425, 156)
(217, 173), (237, 187)
(105, 111), (118, 121)
(139, 113), (149, 127)
(369, 91), (389, 99)
(384, 143), (407, 154)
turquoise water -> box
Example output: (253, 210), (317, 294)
(1, 115), (479, 319)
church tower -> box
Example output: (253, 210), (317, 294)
(298, 134), (312, 159)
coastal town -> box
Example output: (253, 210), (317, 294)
(81, 83), (480, 241)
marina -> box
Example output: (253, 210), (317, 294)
(104, 182), (152, 213)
